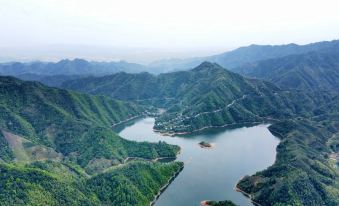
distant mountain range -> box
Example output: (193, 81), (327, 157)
(235, 50), (339, 91)
(0, 58), (147, 86)
(2, 40), (339, 75)
(148, 39), (339, 73)
(148, 39), (339, 92)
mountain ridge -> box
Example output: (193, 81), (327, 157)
(62, 62), (337, 135)
(234, 49), (339, 91)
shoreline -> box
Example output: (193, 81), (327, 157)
(150, 165), (184, 206)
(234, 177), (263, 206)
(117, 116), (274, 206)
(111, 114), (145, 127)
(154, 120), (271, 136)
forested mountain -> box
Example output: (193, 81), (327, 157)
(237, 114), (339, 206)
(235, 50), (339, 91)
(62, 62), (337, 134)
(0, 76), (182, 205)
(62, 60), (339, 205)
(148, 40), (339, 73)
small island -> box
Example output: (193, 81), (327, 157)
(201, 200), (236, 206)
(199, 141), (213, 148)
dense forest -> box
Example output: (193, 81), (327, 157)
(0, 161), (183, 205)
(0, 76), (182, 205)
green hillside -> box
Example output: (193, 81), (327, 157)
(0, 161), (183, 206)
(0, 76), (182, 205)
(237, 115), (339, 206)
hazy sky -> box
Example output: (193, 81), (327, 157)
(1, 0), (339, 63)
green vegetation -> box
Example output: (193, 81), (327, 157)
(0, 132), (14, 162)
(0, 76), (182, 205)
(88, 161), (183, 205)
(0, 161), (183, 206)
(237, 116), (339, 206)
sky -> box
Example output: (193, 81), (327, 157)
(0, 0), (339, 63)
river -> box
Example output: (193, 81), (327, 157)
(114, 117), (279, 206)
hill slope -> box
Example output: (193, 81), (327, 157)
(0, 76), (182, 205)
(237, 115), (339, 206)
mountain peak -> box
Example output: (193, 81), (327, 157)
(192, 61), (223, 72)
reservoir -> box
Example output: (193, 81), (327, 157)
(115, 117), (279, 206)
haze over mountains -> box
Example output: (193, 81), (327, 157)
(1, 39), (339, 88)
(149, 39), (339, 72)
(236, 50), (339, 91)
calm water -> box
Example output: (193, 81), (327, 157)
(116, 118), (279, 206)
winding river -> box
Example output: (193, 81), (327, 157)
(114, 117), (279, 206)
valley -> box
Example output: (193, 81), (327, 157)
(115, 117), (279, 206)
(0, 39), (338, 206)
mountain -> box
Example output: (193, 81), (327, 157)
(0, 58), (147, 76)
(62, 61), (339, 205)
(234, 50), (339, 91)
(3, 40), (339, 80)
(237, 115), (339, 206)
(0, 76), (182, 205)
(148, 40), (339, 72)
(14, 73), (84, 87)
(62, 62), (336, 135)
